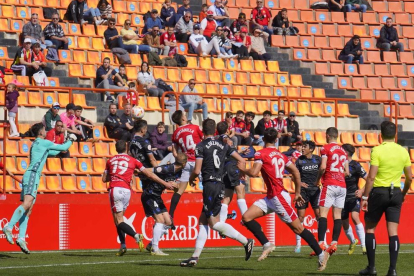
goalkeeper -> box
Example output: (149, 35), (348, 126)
(2, 122), (76, 254)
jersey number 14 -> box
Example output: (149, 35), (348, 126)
(179, 135), (196, 152)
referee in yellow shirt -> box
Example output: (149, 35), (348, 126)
(359, 121), (412, 276)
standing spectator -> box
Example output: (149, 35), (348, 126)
(104, 103), (131, 141)
(250, 0), (273, 42)
(174, 11), (193, 43)
(95, 57), (126, 102)
(274, 110), (290, 146)
(272, 8), (291, 35)
(60, 103), (83, 135)
(43, 102), (61, 131)
(164, 93), (184, 123)
(32, 43), (52, 77)
(245, 111), (256, 142)
(22, 13), (53, 50)
(137, 62), (165, 97)
(338, 35), (364, 64)
(126, 82), (139, 106)
(232, 13), (248, 34)
(328, 0), (346, 12)
(181, 79), (208, 123)
(160, 26), (177, 56)
(143, 26), (164, 53)
(189, 24), (225, 58)
(98, 0), (112, 20)
(345, 0), (367, 13)
(254, 110), (275, 146)
(64, 0), (86, 25)
(200, 11), (218, 40)
(208, 0), (231, 27)
(199, 4), (208, 23)
(4, 83), (19, 137)
(44, 13), (69, 51)
(143, 9), (164, 34)
(177, 0), (192, 18)
(83, 0), (104, 25)
(150, 122), (172, 160)
(233, 26), (251, 59)
(45, 120), (70, 158)
(161, 0), (176, 27)
(286, 111), (302, 144)
(120, 19), (151, 53)
(377, 18), (404, 54)
(11, 39), (37, 76)
(233, 110), (252, 146)
(74, 105), (95, 142)
(120, 103), (134, 137)
(250, 28), (271, 61)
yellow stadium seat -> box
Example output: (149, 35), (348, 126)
(27, 92), (43, 106)
(236, 72), (248, 84)
(254, 60), (267, 72)
(0, 5), (14, 18)
(250, 178), (266, 193)
(59, 93), (70, 108)
(250, 72), (262, 85)
(278, 73), (290, 86)
(230, 99), (243, 113)
(257, 100), (269, 112)
(246, 86), (259, 96)
(199, 57), (212, 69)
(222, 71), (235, 84)
(83, 64), (96, 78)
(94, 142), (109, 156)
(194, 69), (208, 82)
(16, 157), (29, 173)
(91, 176), (108, 192)
(92, 38), (105, 51)
(212, 58), (225, 70)
(18, 140), (31, 156)
(240, 59), (253, 71)
(209, 70), (221, 82)
(260, 86), (272, 96)
(268, 61), (280, 72)
(46, 175), (61, 192)
(0, 18), (9, 32)
(244, 100), (258, 113)
(78, 158), (94, 174)
(146, 97), (162, 111)
(79, 142), (94, 156)
(270, 101), (280, 114)
(76, 176), (91, 192)
(264, 73), (277, 85)
(296, 101), (313, 116)
(62, 176), (77, 192)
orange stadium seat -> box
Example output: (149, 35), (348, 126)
(314, 131), (326, 145)
(399, 105), (414, 118)
(250, 178), (266, 193)
(45, 175), (61, 192)
(76, 176), (91, 192)
(354, 132), (368, 146)
(340, 132), (354, 144)
(358, 148), (371, 161)
(91, 176), (107, 192)
(77, 158), (94, 174)
(302, 131), (314, 141)
(92, 158), (106, 173)
(62, 176), (77, 192)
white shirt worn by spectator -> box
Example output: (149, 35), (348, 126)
(137, 71), (155, 86)
(208, 4), (227, 16)
(181, 85), (202, 104)
(189, 34), (207, 49)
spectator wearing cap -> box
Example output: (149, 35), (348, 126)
(11, 38), (38, 77)
(286, 111), (302, 144)
(200, 10), (218, 40)
(43, 102), (61, 131)
(377, 17), (404, 54)
(44, 12), (69, 51)
(174, 11), (193, 43)
(23, 13), (53, 50)
(207, 0), (231, 27)
(74, 105), (96, 142)
(338, 35), (363, 64)
(231, 13), (248, 34)
(250, 0), (273, 43)
(250, 28), (271, 61)
(345, 0), (367, 13)
(60, 103), (82, 135)
(95, 57), (126, 103)
(189, 24), (226, 58)
(45, 120), (70, 158)
(233, 26), (251, 59)
(143, 9), (164, 34)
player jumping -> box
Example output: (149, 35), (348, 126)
(239, 128), (330, 271)
(2, 123), (76, 254)
(180, 119), (254, 267)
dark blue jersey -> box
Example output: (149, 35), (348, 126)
(346, 160), (367, 199)
(145, 164), (182, 197)
(295, 154), (322, 188)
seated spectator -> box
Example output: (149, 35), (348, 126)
(208, 0), (230, 27)
(200, 11), (218, 40)
(143, 9), (164, 34)
(160, 26), (177, 56)
(126, 82), (139, 106)
(233, 110), (252, 146)
(83, 0), (105, 25)
(120, 19), (151, 53)
(64, 0), (86, 25)
(60, 103), (83, 136)
(98, 0), (112, 20)
(254, 110), (275, 146)
(177, 0), (193, 18)
(74, 105), (95, 142)
(44, 13), (69, 52)
(43, 102), (61, 131)
(224, 112), (237, 146)
(32, 43), (52, 77)
(338, 35), (363, 64)
(116, 64), (128, 87)
(45, 120), (70, 158)
(11, 39), (40, 77)
(22, 13), (53, 50)
(174, 11), (193, 43)
(328, 0), (346, 12)
(345, 0), (367, 13)
(143, 26), (164, 54)
(181, 79), (208, 123)
(95, 57), (126, 102)
(250, 28), (271, 61)
(233, 26), (251, 59)
(250, 0), (273, 43)
(150, 122), (172, 160)
(211, 26), (236, 58)
(286, 111), (302, 144)
(282, 141), (303, 163)
(120, 103), (134, 137)
(231, 13), (248, 34)
(272, 8), (291, 36)
(199, 4), (208, 22)
(137, 62), (165, 97)
(245, 111), (255, 142)
(274, 110), (290, 146)
(104, 103), (131, 141)
(164, 93), (184, 123)
(377, 17), (404, 53)
(161, 0), (176, 27)
(189, 24), (225, 58)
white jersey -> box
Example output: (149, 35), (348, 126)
(189, 34), (207, 48)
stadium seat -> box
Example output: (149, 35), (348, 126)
(366, 132), (380, 146)
(340, 132), (354, 144)
(314, 131), (326, 145)
(302, 131), (314, 141)
(94, 142), (109, 156)
(358, 148), (371, 161)
(76, 176), (91, 192)
(78, 158), (95, 174)
(79, 142), (94, 156)
(283, 178), (294, 193)
(62, 176), (77, 192)
(16, 157), (29, 173)
(296, 101), (313, 116)
(91, 176), (107, 192)
(250, 177), (266, 193)
(399, 105), (414, 118)
(62, 157), (78, 173)
(230, 99), (243, 113)
(338, 104), (358, 117)
(44, 175), (61, 192)
(132, 177), (143, 192)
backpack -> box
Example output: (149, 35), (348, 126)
(148, 52), (162, 66)
(43, 8), (59, 19)
(46, 47), (59, 61)
(156, 79), (173, 92)
(310, 2), (329, 9)
(111, 47), (131, 65)
(162, 56), (178, 67)
(174, 53), (188, 67)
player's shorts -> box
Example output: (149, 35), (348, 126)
(341, 197), (361, 220)
(179, 161), (195, 183)
(365, 187), (403, 224)
(319, 185), (346, 209)
(223, 160), (241, 189)
(202, 181), (225, 218)
(295, 187), (320, 210)
(141, 192), (167, 217)
(20, 170), (41, 201)
(254, 191), (298, 223)
(109, 187), (131, 213)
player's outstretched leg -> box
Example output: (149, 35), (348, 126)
(180, 221), (209, 267)
(116, 228), (127, 256)
(117, 222), (144, 252)
(3, 203), (29, 245)
(151, 223), (169, 256)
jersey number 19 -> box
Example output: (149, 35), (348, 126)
(111, 160), (128, 175)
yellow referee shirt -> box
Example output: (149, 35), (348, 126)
(370, 142), (411, 188)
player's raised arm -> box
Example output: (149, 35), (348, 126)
(189, 158), (202, 187)
(141, 168), (176, 190)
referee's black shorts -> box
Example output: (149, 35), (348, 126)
(365, 187), (403, 224)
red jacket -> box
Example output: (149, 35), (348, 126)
(45, 129), (65, 144)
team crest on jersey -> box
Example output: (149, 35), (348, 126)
(156, 167), (162, 173)
(254, 152), (261, 157)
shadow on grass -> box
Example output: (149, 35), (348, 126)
(306, 273), (357, 276)
(136, 262), (256, 271)
(0, 254), (16, 259)
(62, 253), (109, 257)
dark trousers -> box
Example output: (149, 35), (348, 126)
(176, 32), (190, 43)
(25, 66), (53, 77)
(76, 125), (93, 141)
(249, 52), (272, 61)
(233, 45), (249, 59)
(108, 128), (131, 141)
(51, 39), (69, 50)
(279, 135), (291, 146)
(236, 135), (253, 146)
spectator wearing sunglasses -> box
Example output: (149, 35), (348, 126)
(143, 9), (164, 34)
(43, 102), (62, 131)
(174, 11), (193, 43)
(120, 19), (151, 53)
(181, 79), (208, 124)
(44, 13), (69, 51)
(45, 120), (70, 158)
(143, 26), (164, 54)
(286, 111), (302, 144)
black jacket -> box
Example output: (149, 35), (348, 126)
(272, 11), (289, 28)
(377, 26), (399, 47)
(64, 0), (84, 24)
(254, 118), (275, 136)
(246, 121), (255, 138)
(286, 118), (300, 138)
(339, 38), (362, 57)
(104, 113), (123, 136)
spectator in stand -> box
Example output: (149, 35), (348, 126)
(224, 112), (237, 146)
(181, 79), (208, 123)
(73, 105), (95, 142)
(150, 122), (172, 160)
(98, 0), (112, 20)
(250, 28), (271, 61)
(104, 18), (121, 49)
(189, 24), (225, 58)
(345, 0), (367, 13)
(60, 103), (82, 136)
(32, 43), (52, 77)
(95, 57), (126, 102)
(120, 103), (134, 137)
(143, 9), (164, 34)
(164, 93), (184, 123)
(44, 13), (69, 51)
(4, 83), (19, 137)
(160, 26), (177, 56)
(175, 11), (193, 43)
(250, 0), (272, 43)
(254, 110), (275, 146)
(328, 0), (346, 13)
(274, 109), (290, 146)
(338, 35), (363, 64)
(200, 11), (218, 40)
(143, 26), (164, 54)
(208, 0), (231, 27)
(211, 26), (237, 58)
(233, 26), (251, 59)
(161, 0), (176, 27)
(116, 64), (128, 87)
(232, 13), (248, 34)
(126, 82), (139, 106)
(177, 0), (192, 18)
(83, 0), (105, 25)
(137, 62), (165, 97)
(120, 19), (151, 54)
(11, 39), (39, 77)
(286, 111), (302, 144)
(43, 102), (61, 131)
(377, 17), (404, 54)
(64, 0), (86, 25)
(233, 110), (252, 146)
(104, 103), (131, 141)
(45, 120), (70, 158)
(22, 13), (53, 50)
(199, 4), (208, 22)
(272, 8), (291, 36)
(245, 111), (255, 142)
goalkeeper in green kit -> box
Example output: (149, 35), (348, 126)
(2, 122), (76, 254)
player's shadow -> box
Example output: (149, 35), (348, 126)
(0, 254), (16, 259)
(137, 263), (255, 271)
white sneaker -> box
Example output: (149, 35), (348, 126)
(218, 54), (226, 59)
(151, 249), (169, 256)
(201, 52), (208, 57)
(95, 19), (103, 25)
(257, 243), (275, 261)
(81, 19), (88, 25)
(232, 54), (238, 58)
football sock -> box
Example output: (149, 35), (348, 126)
(212, 222), (248, 245)
(318, 217), (327, 243)
(366, 233), (376, 269)
(169, 193), (181, 218)
(117, 227), (126, 247)
(300, 228), (322, 256)
(152, 223), (164, 251)
(220, 204), (228, 222)
(18, 214), (29, 240)
(118, 222), (137, 238)
(237, 199), (248, 215)
(9, 205), (26, 229)
(193, 225), (208, 258)
(296, 223), (303, 246)
(344, 225), (355, 243)
(355, 223), (365, 247)
(332, 219), (342, 243)
(243, 220), (269, 245)
(389, 235), (400, 270)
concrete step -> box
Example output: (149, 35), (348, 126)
(302, 81), (333, 89)
(302, 74), (323, 82)
(0, 39), (17, 47)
